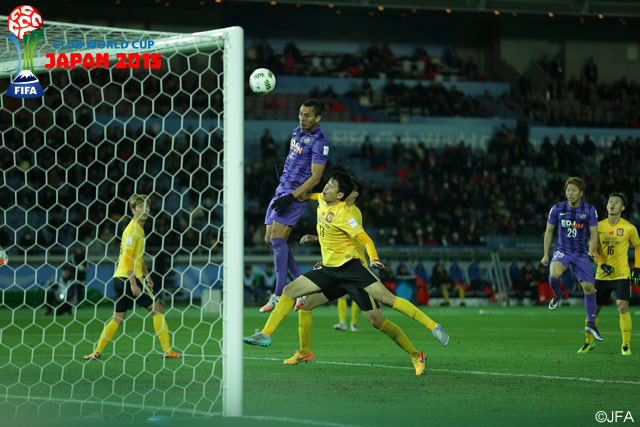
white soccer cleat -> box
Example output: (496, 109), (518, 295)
(432, 323), (449, 347)
(294, 296), (307, 311)
(260, 294), (280, 313)
(350, 322), (358, 332)
(333, 321), (347, 331)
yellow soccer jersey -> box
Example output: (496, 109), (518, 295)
(347, 204), (366, 261)
(596, 218), (640, 281)
(315, 194), (366, 267)
(114, 219), (146, 279)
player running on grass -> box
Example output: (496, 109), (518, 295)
(541, 176), (601, 341)
(244, 172), (449, 359)
(84, 195), (179, 360)
(578, 193), (640, 356)
(261, 99), (330, 313)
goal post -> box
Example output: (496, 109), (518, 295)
(0, 19), (244, 421)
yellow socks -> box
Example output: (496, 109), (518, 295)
(458, 287), (465, 299)
(298, 310), (313, 354)
(380, 319), (419, 357)
(263, 295), (295, 336)
(442, 288), (450, 303)
(585, 315), (599, 345)
(351, 302), (360, 325)
(153, 314), (172, 352)
(337, 297), (347, 323)
(392, 297), (437, 331)
(620, 312), (632, 348)
(95, 320), (120, 354)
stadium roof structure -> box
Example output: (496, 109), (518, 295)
(236, 0), (640, 18)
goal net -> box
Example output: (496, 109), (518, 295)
(0, 19), (243, 422)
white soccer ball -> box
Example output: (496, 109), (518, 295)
(249, 68), (276, 95)
(0, 249), (8, 267)
(8, 5), (43, 40)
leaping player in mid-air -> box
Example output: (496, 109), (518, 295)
(260, 99), (330, 313)
(541, 177), (602, 341)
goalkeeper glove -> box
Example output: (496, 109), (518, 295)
(631, 268), (640, 285)
(272, 193), (296, 215)
(600, 264), (615, 275)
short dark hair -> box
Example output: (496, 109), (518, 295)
(302, 98), (322, 116)
(564, 177), (585, 192)
(609, 192), (627, 207)
(330, 171), (354, 201)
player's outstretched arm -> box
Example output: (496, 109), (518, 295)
(355, 232), (384, 269)
(588, 225), (598, 261)
(291, 163), (325, 201)
(300, 235), (319, 245)
(541, 223), (555, 265)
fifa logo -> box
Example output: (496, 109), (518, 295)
(6, 5), (45, 98)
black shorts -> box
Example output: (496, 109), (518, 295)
(322, 284), (380, 311)
(113, 277), (155, 312)
(595, 279), (631, 304)
(304, 258), (379, 298)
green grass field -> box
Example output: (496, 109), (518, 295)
(1, 304), (639, 427)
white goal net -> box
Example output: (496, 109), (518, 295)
(0, 19), (243, 422)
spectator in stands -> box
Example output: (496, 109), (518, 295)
(549, 53), (564, 81)
(513, 261), (538, 301)
(244, 266), (263, 306)
(533, 263), (551, 304)
(583, 57), (598, 84)
(255, 37), (273, 64)
(360, 135), (373, 158)
(45, 265), (75, 316)
(260, 129), (277, 162)
(431, 264), (465, 306)
(262, 264), (276, 297)
(0, 225), (12, 248)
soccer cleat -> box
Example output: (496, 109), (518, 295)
(411, 351), (427, 376)
(333, 321), (347, 331)
(163, 351), (181, 358)
(83, 352), (101, 361)
(260, 294), (280, 313)
(283, 350), (314, 365)
(621, 345), (631, 356)
(431, 323), (449, 347)
(548, 296), (561, 310)
(350, 322), (358, 332)
(585, 322), (604, 342)
(294, 296), (307, 311)
(577, 342), (596, 354)
(243, 329), (272, 347)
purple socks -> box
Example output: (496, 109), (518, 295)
(271, 238), (289, 297)
(549, 276), (561, 297)
(584, 293), (596, 323)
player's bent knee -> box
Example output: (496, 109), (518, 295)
(617, 301), (629, 314)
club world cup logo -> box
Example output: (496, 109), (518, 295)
(6, 5), (44, 98)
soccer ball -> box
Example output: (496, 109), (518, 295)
(8, 5), (43, 40)
(0, 249), (8, 267)
(249, 68), (276, 95)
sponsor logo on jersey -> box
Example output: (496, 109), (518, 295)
(561, 219), (583, 228)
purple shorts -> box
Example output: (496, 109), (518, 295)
(264, 187), (309, 227)
(551, 250), (595, 283)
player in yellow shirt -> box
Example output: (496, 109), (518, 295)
(84, 195), (180, 360)
(244, 172), (449, 365)
(285, 180), (432, 375)
(578, 193), (640, 356)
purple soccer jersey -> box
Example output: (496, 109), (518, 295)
(264, 125), (330, 227)
(547, 200), (598, 254)
(279, 125), (330, 190)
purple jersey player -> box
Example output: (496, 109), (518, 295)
(261, 99), (330, 313)
(541, 176), (602, 341)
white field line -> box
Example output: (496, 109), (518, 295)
(1, 394), (362, 427)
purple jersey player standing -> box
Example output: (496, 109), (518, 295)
(261, 99), (330, 313)
(541, 176), (602, 341)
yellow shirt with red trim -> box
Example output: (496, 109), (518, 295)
(114, 219), (146, 279)
(314, 194), (366, 267)
(347, 204), (366, 261)
(596, 217), (640, 281)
